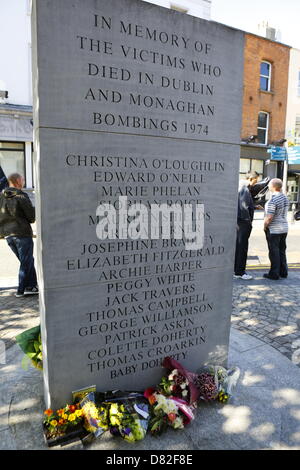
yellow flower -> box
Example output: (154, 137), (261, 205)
(68, 413), (76, 422)
(75, 409), (82, 417)
(50, 420), (58, 427)
(62, 413), (68, 420)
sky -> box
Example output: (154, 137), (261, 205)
(211, 0), (300, 50)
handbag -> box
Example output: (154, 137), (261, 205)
(294, 210), (300, 221)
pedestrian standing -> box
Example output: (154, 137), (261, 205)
(263, 178), (289, 280)
(0, 173), (38, 297)
(233, 171), (259, 280)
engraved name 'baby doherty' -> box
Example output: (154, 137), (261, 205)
(96, 196), (204, 250)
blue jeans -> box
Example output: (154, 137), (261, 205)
(6, 237), (37, 294)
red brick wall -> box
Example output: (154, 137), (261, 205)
(242, 34), (290, 144)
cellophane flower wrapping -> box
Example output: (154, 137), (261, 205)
(195, 365), (240, 403)
(205, 365), (241, 403)
(79, 392), (108, 437)
(101, 392), (150, 442)
(144, 388), (194, 435)
(161, 357), (200, 405)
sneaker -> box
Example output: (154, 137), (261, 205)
(24, 286), (39, 295)
(233, 273), (253, 280)
(15, 292), (24, 298)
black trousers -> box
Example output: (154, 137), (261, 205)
(265, 230), (288, 279)
(234, 220), (252, 276)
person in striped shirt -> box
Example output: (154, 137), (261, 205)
(263, 178), (289, 280)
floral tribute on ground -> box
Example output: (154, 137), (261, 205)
(42, 357), (240, 447)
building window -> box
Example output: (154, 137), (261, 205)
(257, 111), (269, 144)
(295, 115), (300, 144)
(239, 158), (264, 180)
(0, 142), (25, 184)
(260, 61), (271, 92)
(287, 178), (299, 203)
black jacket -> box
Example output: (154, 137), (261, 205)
(0, 187), (35, 238)
(237, 181), (254, 223)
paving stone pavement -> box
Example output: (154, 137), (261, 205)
(0, 288), (40, 352)
(232, 269), (300, 367)
(1, 274), (300, 450)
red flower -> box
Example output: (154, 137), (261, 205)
(144, 387), (156, 399)
(149, 394), (157, 406)
(168, 413), (177, 422)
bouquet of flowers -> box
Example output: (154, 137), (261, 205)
(43, 403), (83, 438)
(79, 392), (108, 438)
(207, 365), (241, 403)
(144, 388), (194, 436)
(79, 391), (150, 443)
(106, 400), (149, 442)
(16, 325), (43, 370)
(193, 372), (218, 402)
(160, 357), (200, 405)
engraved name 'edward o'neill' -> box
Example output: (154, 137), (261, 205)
(95, 196), (205, 250)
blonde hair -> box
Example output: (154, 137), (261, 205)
(269, 178), (283, 191)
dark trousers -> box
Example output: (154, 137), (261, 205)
(265, 230), (288, 279)
(234, 220), (252, 276)
(6, 236), (37, 294)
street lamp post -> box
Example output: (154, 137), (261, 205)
(282, 141), (288, 195)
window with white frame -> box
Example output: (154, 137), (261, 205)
(257, 112), (269, 144)
(295, 115), (300, 144)
(0, 142), (25, 183)
(260, 61), (271, 91)
(239, 158), (264, 181)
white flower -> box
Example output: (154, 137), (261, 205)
(155, 394), (177, 415)
(172, 417), (184, 429)
(182, 390), (188, 397)
(168, 369), (178, 380)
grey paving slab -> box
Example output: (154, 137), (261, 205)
(0, 328), (300, 450)
(229, 329), (265, 353)
(1, 269), (300, 448)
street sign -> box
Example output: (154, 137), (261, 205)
(287, 146), (300, 164)
(268, 146), (286, 161)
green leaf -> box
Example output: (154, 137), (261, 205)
(26, 352), (37, 359)
(16, 325), (41, 355)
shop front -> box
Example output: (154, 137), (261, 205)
(0, 104), (33, 191)
(240, 144), (281, 181)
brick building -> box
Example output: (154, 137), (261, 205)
(240, 33), (291, 181)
